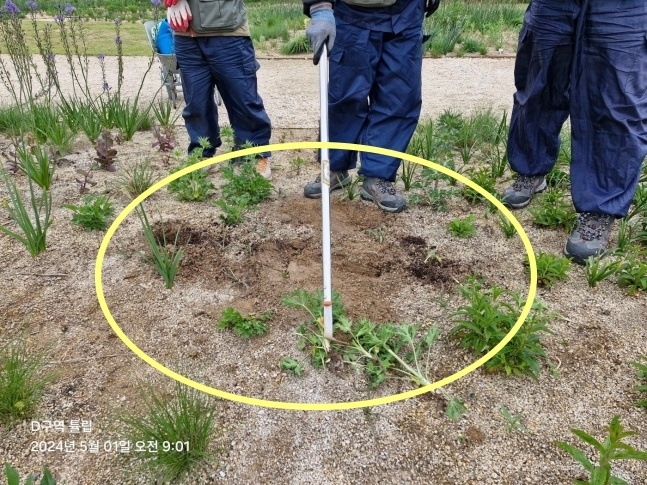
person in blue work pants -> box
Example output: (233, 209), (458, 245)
(501, 0), (647, 264)
(302, 0), (440, 213)
(165, 0), (272, 179)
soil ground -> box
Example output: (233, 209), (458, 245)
(1, 55), (646, 484)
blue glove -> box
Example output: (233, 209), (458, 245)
(425, 0), (440, 17)
(306, 4), (335, 65)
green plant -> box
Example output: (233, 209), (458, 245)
(498, 212), (516, 239)
(65, 194), (114, 231)
(617, 257), (647, 295)
(137, 206), (184, 290)
(525, 251), (571, 288)
(400, 161), (418, 191)
(118, 159), (160, 200)
(168, 139), (215, 202)
(458, 37), (487, 55)
(151, 98), (180, 129)
(529, 190), (577, 230)
(217, 307), (271, 339)
(16, 144), (55, 190)
(0, 171), (52, 257)
(450, 278), (555, 377)
(445, 397), (467, 420)
(280, 358), (304, 377)
(0, 341), (54, 426)
(460, 166), (496, 204)
(631, 357), (647, 408)
(583, 253), (622, 288)
(500, 404), (526, 432)
(4, 463), (56, 485)
(220, 161), (272, 206)
(339, 174), (362, 201)
(114, 95), (152, 141)
(119, 381), (217, 482)
(448, 215), (476, 238)
(280, 34), (310, 55)
(556, 415), (647, 485)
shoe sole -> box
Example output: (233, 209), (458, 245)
(563, 245), (607, 266)
(505, 179), (548, 209)
(304, 177), (351, 199)
(359, 189), (406, 213)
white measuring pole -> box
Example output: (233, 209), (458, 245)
(319, 45), (334, 341)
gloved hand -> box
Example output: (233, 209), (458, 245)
(306, 2), (335, 65)
(167, 0), (192, 32)
(425, 0), (440, 17)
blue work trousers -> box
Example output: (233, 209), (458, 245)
(508, 0), (647, 217)
(174, 35), (271, 158)
(327, 18), (423, 181)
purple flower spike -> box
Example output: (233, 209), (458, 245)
(114, 18), (122, 26)
(102, 82), (111, 93)
(26, 0), (38, 11)
(3, 0), (20, 15)
(54, 13), (64, 23)
(63, 3), (75, 15)
(97, 53), (105, 61)
(114, 36), (122, 46)
(150, 0), (162, 6)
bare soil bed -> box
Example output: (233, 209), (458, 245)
(1, 56), (646, 484)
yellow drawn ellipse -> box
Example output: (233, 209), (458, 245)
(95, 141), (537, 411)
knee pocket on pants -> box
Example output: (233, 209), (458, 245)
(613, 34), (647, 97)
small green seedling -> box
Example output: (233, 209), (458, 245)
(448, 215), (476, 238)
(498, 212), (516, 239)
(583, 253), (622, 288)
(65, 194), (115, 231)
(631, 356), (647, 408)
(556, 415), (647, 485)
(445, 397), (467, 420)
(500, 404), (526, 432)
(280, 358), (304, 377)
(217, 307), (270, 339)
(617, 257), (647, 295)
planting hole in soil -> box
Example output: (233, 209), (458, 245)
(95, 142), (538, 410)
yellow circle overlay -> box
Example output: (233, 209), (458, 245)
(95, 142), (537, 411)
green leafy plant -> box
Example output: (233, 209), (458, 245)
(168, 139), (215, 202)
(631, 356), (647, 408)
(448, 215), (476, 238)
(460, 166), (496, 204)
(450, 277), (556, 377)
(583, 253), (622, 288)
(220, 161), (272, 206)
(339, 174), (362, 201)
(137, 206), (184, 290)
(151, 98), (180, 129)
(279, 358), (304, 377)
(118, 159), (160, 200)
(0, 171), (52, 257)
(524, 251), (571, 288)
(4, 463), (56, 485)
(616, 257), (647, 295)
(119, 381), (217, 482)
(445, 397), (467, 420)
(529, 190), (577, 230)
(16, 144), (55, 191)
(217, 307), (271, 339)
(0, 341), (55, 426)
(400, 161), (418, 191)
(280, 34), (311, 55)
(498, 212), (516, 239)
(65, 194), (115, 231)
(556, 415), (647, 485)
(500, 404), (526, 432)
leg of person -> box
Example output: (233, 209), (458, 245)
(174, 35), (220, 158)
(358, 26), (423, 213)
(206, 36), (272, 179)
(502, 1), (576, 208)
(304, 18), (375, 198)
(564, 0), (647, 263)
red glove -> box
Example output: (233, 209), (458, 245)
(167, 0), (192, 32)
(164, 0), (177, 8)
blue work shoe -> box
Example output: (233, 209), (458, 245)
(303, 170), (351, 199)
(360, 177), (406, 213)
(501, 174), (547, 209)
(564, 212), (615, 265)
